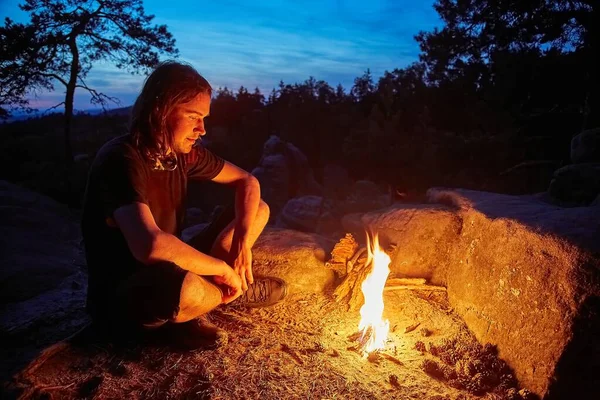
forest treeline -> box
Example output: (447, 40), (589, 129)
(0, 0), (597, 206)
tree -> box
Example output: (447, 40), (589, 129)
(351, 69), (375, 103)
(0, 0), (178, 166)
(415, 0), (599, 128)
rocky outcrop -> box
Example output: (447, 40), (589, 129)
(0, 181), (88, 380)
(251, 136), (322, 218)
(346, 203), (462, 285)
(571, 128), (600, 164)
(549, 163), (600, 204)
(252, 227), (336, 295)
(546, 128), (600, 205)
(276, 195), (338, 235)
(346, 188), (600, 399)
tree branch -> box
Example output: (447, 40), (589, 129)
(38, 72), (68, 87)
(76, 76), (120, 109)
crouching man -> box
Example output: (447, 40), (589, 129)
(81, 61), (287, 349)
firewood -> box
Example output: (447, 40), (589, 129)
(334, 257), (373, 311)
(386, 278), (427, 286)
(384, 284), (447, 292)
(325, 233), (359, 276)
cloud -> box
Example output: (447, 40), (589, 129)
(5, 0), (441, 109)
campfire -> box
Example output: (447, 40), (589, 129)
(356, 233), (391, 354)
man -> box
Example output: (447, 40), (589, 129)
(81, 61), (287, 349)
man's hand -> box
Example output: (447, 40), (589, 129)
(230, 242), (253, 292)
(213, 266), (243, 304)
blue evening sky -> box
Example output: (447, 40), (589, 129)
(1, 0), (440, 111)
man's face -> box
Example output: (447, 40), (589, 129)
(167, 92), (211, 154)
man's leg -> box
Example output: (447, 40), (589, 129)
(209, 199), (270, 261)
(184, 199), (285, 309)
(172, 272), (222, 322)
(112, 262), (222, 328)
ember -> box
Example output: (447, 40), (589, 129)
(357, 233), (391, 354)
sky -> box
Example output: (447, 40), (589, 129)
(0, 0), (441, 111)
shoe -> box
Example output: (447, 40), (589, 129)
(237, 276), (288, 308)
(168, 315), (228, 350)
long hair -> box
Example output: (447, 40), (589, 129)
(130, 61), (212, 162)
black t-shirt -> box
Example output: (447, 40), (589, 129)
(81, 134), (224, 319)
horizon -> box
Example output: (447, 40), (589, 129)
(0, 0), (441, 113)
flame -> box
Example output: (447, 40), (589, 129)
(358, 233), (391, 354)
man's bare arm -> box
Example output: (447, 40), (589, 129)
(114, 202), (234, 278)
(211, 161), (261, 289)
(211, 161), (261, 244)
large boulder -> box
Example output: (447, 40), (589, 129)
(429, 188), (600, 399)
(251, 136), (322, 218)
(491, 160), (561, 195)
(348, 188), (600, 399)
(252, 227), (336, 295)
(0, 181), (88, 380)
(548, 163), (600, 205)
(346, 203), (462, 285)
(322, 163), (352, 201)
(571, 128), (600, 164)
(276, 195), (339, 235)
(0, 181), (83, 304)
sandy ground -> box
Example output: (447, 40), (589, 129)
(6, 289), (527, 399)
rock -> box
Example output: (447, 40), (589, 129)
(184, 207), (208, 228)
(571, 128), (600, 163)
(252, 228), (336, 294)
(0, 181), (88, 380)
(548, 163), (600, 204)
(322, 163), (352, 201)
(430, 188), (600, 399)
(252, 153), (290, 217)
(276, 195), (338, 234)
(252, 136), (322, 219)
(181, 223), (209, 243)
(352, 203), (462, 285)
(491, 160), (561, 195)
(73, 153), (90, 163)
(343, 180), (391, 214)
(0, 181), (83, 304)
(348, 187), (600, 398)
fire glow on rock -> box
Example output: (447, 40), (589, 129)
(358, 232), (391, 354)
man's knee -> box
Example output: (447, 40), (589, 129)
(173, 272), (222, 323)
(257, 199), (270, 223)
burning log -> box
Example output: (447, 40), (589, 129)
(329, 235), (446, 311)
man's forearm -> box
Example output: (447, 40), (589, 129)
(147, 230), (229, 276)
(233, 175), (261, 245)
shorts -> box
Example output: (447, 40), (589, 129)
(107, 205), (235, 331)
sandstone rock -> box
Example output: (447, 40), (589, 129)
(181, 222), (209, 243)
(571, 128), (600, 164)
(252, 136), (322, 219)
(276, 195), (338, 234)
(0, 181), (88, 380)
(354, 203), (462, 285)
(548, 163), (600, 204)
(429, 188), (600, 399)
(252, 153), (290, 217)
(252, 228), (336, 294)
(343, 180), (390, 214)
(492, 160), (561, 195)
(322, 163), (352, 201)
(347, 187), (600, 398)
(184, 207), (208, 229)
(0, 181), (83, 304)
